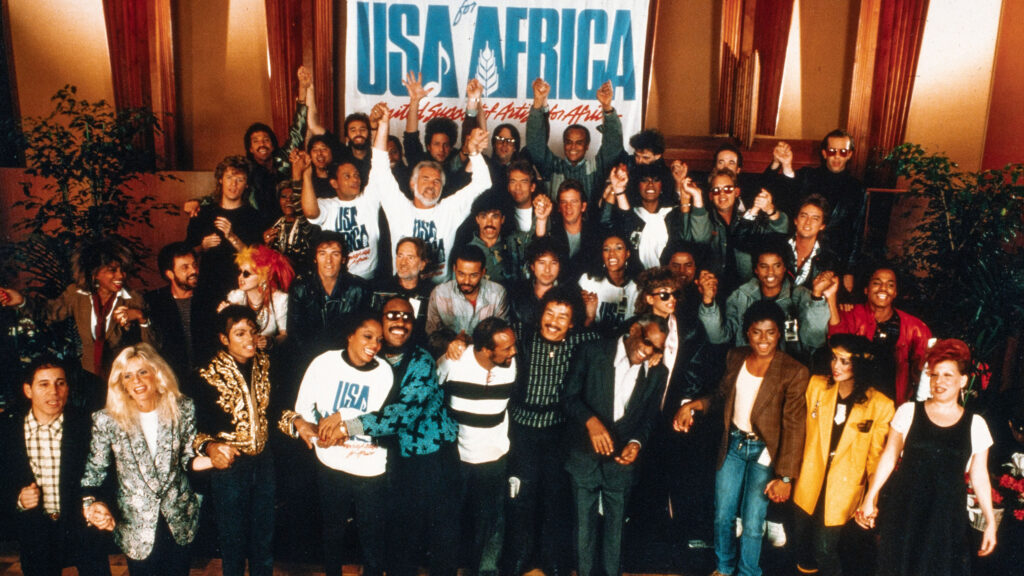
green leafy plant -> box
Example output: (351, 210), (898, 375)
(888, 143), (1024, 373)
(1, 85), (179, 362)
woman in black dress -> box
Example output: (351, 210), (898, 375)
(856, 338), (997, 575)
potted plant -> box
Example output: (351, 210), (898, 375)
(887, 143), (1024, 394)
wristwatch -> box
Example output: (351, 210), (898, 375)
(780, 476), (793, 484)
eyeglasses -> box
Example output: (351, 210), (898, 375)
(825, 148), (852, 158)
(239, 270), (255, 278)
(710, 185), (736, 195)
(495, 136), (517, 145)
(652, 290), (680, 301)
(641, 336), (665, 354)
(384, 311), (413, 321)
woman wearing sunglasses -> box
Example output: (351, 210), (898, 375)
(221, 245), (295, 350)
(633, 266), (722, 543)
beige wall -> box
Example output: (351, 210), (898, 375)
(3, 2), (1013, 172)
(904, 0), (1003, 172)
(8, 0), (114, 117)
(646, 0), (718, 135)
(175, 0), (273, 170)
(775, 0), (857, 139)
(982, 0), (1024, 170)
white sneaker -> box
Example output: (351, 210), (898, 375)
(765, 521), (787, 547)
(735, 517), (743, 537)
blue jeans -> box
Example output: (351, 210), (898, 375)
(714, 431), (772, 576)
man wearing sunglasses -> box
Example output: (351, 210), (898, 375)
(767, 129), (866, 295)
(563, 314), (669, 576)
(339, 296), (461, 576)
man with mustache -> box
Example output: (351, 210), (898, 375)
(437, 317), (518, 576)
(370, 102), (492, 282)
(467, 193), (519, 286)
(145, 242), (202, 382)
(505, 287), (598, 576)
(425, 245), (509, 360)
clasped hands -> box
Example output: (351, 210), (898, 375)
(294, 413), (349, 449)
(585, 416), (639, 466)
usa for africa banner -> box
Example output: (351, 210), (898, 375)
(344, 0), (650, 159)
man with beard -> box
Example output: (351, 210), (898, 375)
(371, 102), (492, 282)
(145, 242), (201, 382)
(401, 72), (471, 194)
(438, 317), (518, 576)
(563, 314), (669, 576)
(288, 231), (372, 364)
(339, 112), (372, 176)
(425, 245), (509, 360)
(338, 297), (461, 576)
(373, 237), (433, 346)
(505, 288), (598, 576)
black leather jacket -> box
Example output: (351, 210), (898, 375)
(287, 272), (371, 360)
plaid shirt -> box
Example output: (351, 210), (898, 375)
(24, 412), (63, 515)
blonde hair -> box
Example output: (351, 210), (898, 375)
(105, 343), (182, 431)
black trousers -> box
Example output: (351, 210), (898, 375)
(316, 465), (387, 576)
(458, 455), (508, 576)
(125, 517), (191, 576)
(17, 510), (112, 576)
(505, 422), (574, 573)
(387, 444), (461, 576)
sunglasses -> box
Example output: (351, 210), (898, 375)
(641, 336), (665, 354)
(239, 270), (255, 278)
(825, 148), (852, 158)
(494, 136), (517, 144)
(384, 311), (413, 321)
(710, 185), (736, 195)
(652, 290), (680, 301)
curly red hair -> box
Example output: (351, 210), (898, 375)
(925, 338), (972, 375)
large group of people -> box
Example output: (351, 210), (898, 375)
(0, 65), (1015, 576)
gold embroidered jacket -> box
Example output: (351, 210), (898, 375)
(193, 350), (272, 457)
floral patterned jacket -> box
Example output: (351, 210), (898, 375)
(81, 397), (200, 560)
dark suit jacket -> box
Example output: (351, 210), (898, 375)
(709, 347), (809, 479)
(144, 286), (196, 383)
(563, 337), (668, 489)
(1, 407), (97, 542)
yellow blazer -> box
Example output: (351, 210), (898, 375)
(793, 375), (894, 526)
